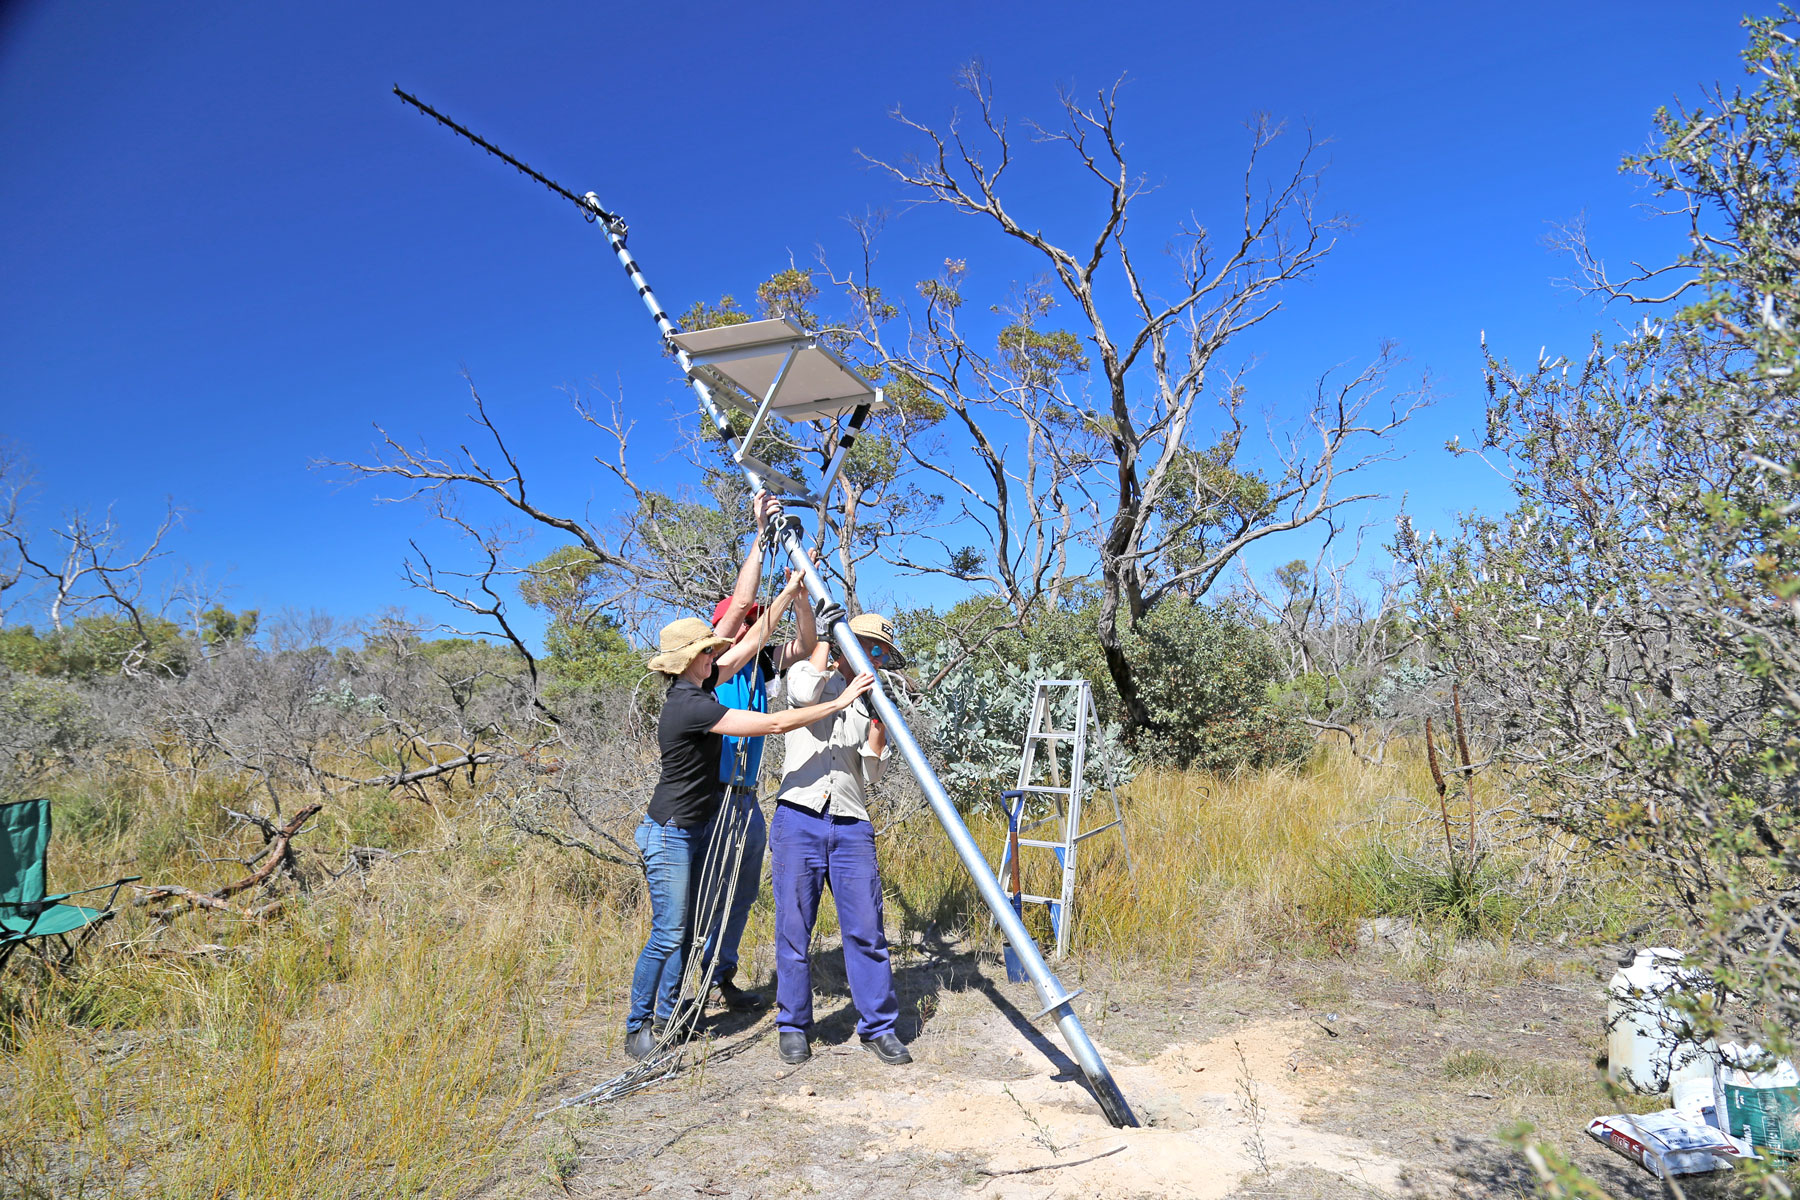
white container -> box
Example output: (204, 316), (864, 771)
(1587, 1110), (1741, 1178)
(1607, 948), (1714, 1094)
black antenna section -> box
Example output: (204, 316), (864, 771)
(392, 86), (625, 234)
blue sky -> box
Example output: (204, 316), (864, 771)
(0, 1), (1767, 641)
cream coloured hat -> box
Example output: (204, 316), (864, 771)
(647, 617), (732, 675)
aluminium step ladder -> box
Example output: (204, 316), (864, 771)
(995, 679), (1132, 959)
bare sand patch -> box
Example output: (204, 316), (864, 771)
(767, 1016), (1449, 1198)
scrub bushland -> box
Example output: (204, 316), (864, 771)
(0, 736), (1621, 1199)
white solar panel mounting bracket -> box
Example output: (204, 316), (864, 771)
(667, 316), (885, 504)
(733, 343), (798, 466)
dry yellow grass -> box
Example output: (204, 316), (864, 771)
(880, 742), (1457, 971)
(0, 741), (1604, 1197)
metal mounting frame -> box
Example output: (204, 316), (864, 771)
(667, 317), (883, 503)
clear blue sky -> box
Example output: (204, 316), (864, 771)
(0, 1), (1767, 639)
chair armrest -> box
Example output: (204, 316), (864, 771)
(102, 875), (142, 910)
(0, 877), (143, 917)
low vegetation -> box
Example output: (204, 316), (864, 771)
(0, 732), (1630, 1199)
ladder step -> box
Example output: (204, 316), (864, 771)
(1027, 731), (1075, 740)
(1016, 785), (1072, 794)
(1017, 838), (1066, 849)
(1072, 819), (1125, 841)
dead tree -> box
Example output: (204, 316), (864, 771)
(845, 67), (1429, 734)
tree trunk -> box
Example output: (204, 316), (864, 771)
(1097, 563), (1152, 732)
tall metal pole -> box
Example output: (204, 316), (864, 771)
(395, 89), (1135, 1128)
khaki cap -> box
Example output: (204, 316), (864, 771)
(848, 612), (906, 668)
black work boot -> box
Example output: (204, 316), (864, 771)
(714, 968), (766, 1012)
(624, 1024), (655, 1061)
(860, 1032), (912, 1065)
(777, 1030), (811, 1065)
(655, 998), (702, 1040)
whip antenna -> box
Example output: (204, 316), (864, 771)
(393, 86), (625, 233)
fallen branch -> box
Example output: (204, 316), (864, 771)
(976, 1144), (1126, 1181)
(133, 803), (322, 919)
(139, 886), (288, 921)
(317, 752), (500, 791)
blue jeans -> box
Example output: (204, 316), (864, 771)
(698, 788), (767, 978)
(770, 801), (899, 1039)
(628, 814), (713, 1031)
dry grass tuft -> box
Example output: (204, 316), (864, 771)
(0, 790), (632, 1199)
(881, 743), (1474, 971)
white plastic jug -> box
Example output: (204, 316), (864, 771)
(1607, 947), (1714, 1094)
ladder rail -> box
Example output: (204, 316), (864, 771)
(993, 677), (1132, 959)
(1054, 683), (1089, 956)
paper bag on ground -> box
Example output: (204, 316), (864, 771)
(1587, 1111), (1741, 1178)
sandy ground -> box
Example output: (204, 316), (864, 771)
(514, 934), (1707, 1200)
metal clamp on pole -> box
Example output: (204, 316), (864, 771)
(1033, 987), (1085, 1023)
(765, 513), (806, 551)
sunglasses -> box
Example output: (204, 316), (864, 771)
(863, 641), (887, 661)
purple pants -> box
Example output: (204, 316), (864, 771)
(770, 801), (899, 1039)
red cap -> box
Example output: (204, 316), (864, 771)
(711, 597), (762, 628)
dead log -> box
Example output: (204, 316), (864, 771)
(133, 803), (322, 920)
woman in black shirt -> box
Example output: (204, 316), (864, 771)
(626, 616), (872, 1059)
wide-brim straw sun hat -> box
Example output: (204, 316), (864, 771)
(848, 612), (906, 668)
(647, 616), (732, 675)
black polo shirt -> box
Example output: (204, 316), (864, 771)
(647, 674), (730, 828)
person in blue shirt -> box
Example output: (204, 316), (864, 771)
(695, 493), (821, 1011)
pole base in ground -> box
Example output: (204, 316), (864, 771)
(1089, 1069), (1137, 1128)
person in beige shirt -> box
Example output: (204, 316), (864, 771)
(768, 613), (911, 1068)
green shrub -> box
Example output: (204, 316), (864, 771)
(904, 592), (1311, 780)
(1120, 599), (1313, 770)
(0, 670), (100, 794)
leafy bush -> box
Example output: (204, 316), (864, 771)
(0, 668), (100, 794)
(904, 592), (1310, 779)
(1119, 599), (1313, 770)
(1403, 11), (1800, 1059)
(908, 649), (1134, 811)
(0, 616), (191, 680)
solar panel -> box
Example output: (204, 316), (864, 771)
(668, 317), (881, 422)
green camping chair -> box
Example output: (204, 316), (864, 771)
(0, 798), (139, 974)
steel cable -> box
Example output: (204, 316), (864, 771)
(539, 545), (780, 1114)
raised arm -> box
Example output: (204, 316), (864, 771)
(709, 672), (875, 738)
(715, 568), (804, 678)
(768, 553), (823, 675)
(712, 491), (779, 640)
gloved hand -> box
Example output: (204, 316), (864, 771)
(814, 600), (848, 630)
